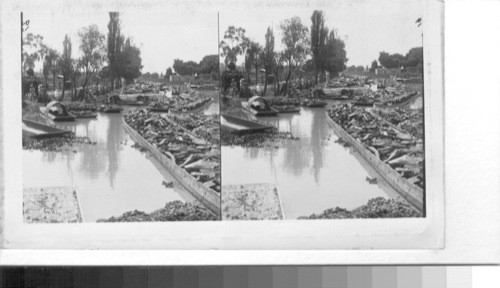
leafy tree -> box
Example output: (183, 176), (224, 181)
(226, 62), (236, 71)
(118, 38), (143, 84)
(70, 59), (81, 97)
(42, 62), (50, 87)
(99, 66), (111, 80)
(107, 12), (124, 90)
(310, 10), (329, 84)
(324, 31), (347, 77)
(272, 52), (285, 96)
(303, 59), (314, 72)
(219, 26), (249, 67)
(59, 34), (73, 100)
(370, 60), (378, 72)
(22, 33), (48, 74)
(245, 41), (262, 84)
(346, 65), (356, 73)
(280, 16), (310, 95)
(151, 72), (159, 79)
(173, 59), (186, 75)
(44, 48), (59, 90)
(378, 51), (406, 69)
(165, 67), (173, 78)
(78, 24), (106, 97)
(405, 47), (423, 68)
(173, 59), (198, 76)
(261, 27), (275, 95)
(199, 55), (219, 74)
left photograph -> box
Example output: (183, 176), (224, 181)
(21, 11), (221, 223)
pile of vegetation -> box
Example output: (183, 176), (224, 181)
(22, 134), (96, 152)
(97, 200), (218, 222)
(328, 104), (424, 188)
(221, 128), (298, 148)
(298, 197), (420, 219)
(64, 102), (97, 111)
(124, 109), (220, 192)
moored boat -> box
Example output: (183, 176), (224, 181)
(273, 105), (301, 113)
(71, 111), (98, 119)
(221, 114), (273, 133)
(303, 99), (327, 108)
(243, 96), (278, 117)
(22, 118), (71, 138)
(39, 101), (76, 122)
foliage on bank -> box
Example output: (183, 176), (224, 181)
(298, 197), (420, 219)
(97, 200), (218, 222)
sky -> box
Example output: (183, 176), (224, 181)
(219, 0), (423, 67)
(23, 8), (218, 74)
(23, 0), (423, 74)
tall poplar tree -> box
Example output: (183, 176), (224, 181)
(311, 10), (328, 84)
(107, 12), (123, 90)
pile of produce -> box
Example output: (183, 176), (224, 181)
(96, 200), (218, 222)
(221, 128), (298, 148)
(148, 101), (170, 111)
(122, 81), (161, 94)
(167, 114), (220, 144)
(374, 107), (424, 138)
(328, 104), (424, 188)
(124, 109), (220, 192)
(146, 93), (212, 113)
(70, 110), (96, 117)
(264, 97), (301, 106)
(272, 105), (299, 112)
(298, 197), (420, 219)
(302, 99), (327, 107)
(64, 102), (97, 112)
(378, 91), (419, 106)
(353, 95), (376, 105)
(325, 76), (365, 88)
(23, 134), (96, 152)
(169, 96), (212, 112)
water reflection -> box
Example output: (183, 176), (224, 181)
(409, 96), (423, 109)
(222, 106), (399, 219)
(23, 110), (193, 222)
(309, 109), (327, 183)
(201, 90), (219, 116)
(105, 113), (123, 187)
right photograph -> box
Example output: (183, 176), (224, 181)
(220, 0), (425, 220)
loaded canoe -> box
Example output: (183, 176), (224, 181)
(22, 118), (71, 138)
(221, 114), (273, 133)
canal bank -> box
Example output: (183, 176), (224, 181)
(326, 115), (424, 214)
(122, 118), (221, 216)
(221, 104), (407, 219)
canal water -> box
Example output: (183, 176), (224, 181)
(221, 105), (402, 219)
(409, 95), (423, 109)
(201, 90), (219, 115)
(23, 107), (196, 222)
